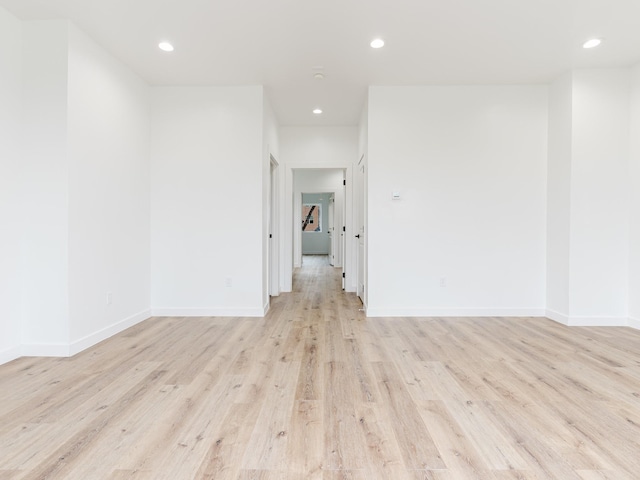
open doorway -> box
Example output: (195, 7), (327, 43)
(296, 189), (344, 295)
(301, 192), (333, 266)
(285, 167), (352, 293)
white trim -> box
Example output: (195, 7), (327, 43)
(364, 308), (629, 326)
(21, 343), (71, 358)
(366, 308), (546, 318)
(545, 309), (570, 325)
(269, 155), (280, 298)
(0, 345), (22, 365)
(547, 310), (630, 327)
(151, 308), (265, 317)
(567, 316), (629, 327)
(263, 300), (270, 316)
(284, 162), (354, 293)
(69, 310), (151, 356)
(18, 310), (153, 360)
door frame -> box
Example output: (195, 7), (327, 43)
(328, 192), (335, 266)
(356, 156), (366, 304)
(268, 155), (280, 297)
(297, 190), (339, 267)
(283, 163), (354, 292)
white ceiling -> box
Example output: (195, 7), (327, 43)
(2, 0), (640, 126)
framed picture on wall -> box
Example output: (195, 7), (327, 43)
(302, 204), (321, 232)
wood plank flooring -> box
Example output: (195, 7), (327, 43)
(1, 255), (640, 479)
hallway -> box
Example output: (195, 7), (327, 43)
(1, 262), (640, 478)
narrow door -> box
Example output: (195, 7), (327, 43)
(269, 159), (279, 296)
(356, 162), (365, 302)
(341, 178), (346, 290)
(328, 194), (335, 266)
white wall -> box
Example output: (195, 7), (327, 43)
(629, 65), (640, 328)
(150, 86), (265, 316)
(546, 73), (573, 319)
(17, 19), (154, 357)
(262, 95), (279, 304)
(569, 70), (630, 323)
(358, 100), (369, 307)
(359, 99), (368, 163)
(280, 127), (358, 291)
(21, 20), (71, 352)
(281, 127), (358, 165)
(0, 6), (23, 362)
(367, 86), (548, 316)
(66, 24), (151, 350)
(546, 70), (631, 326)
(294, 171), (345, 193)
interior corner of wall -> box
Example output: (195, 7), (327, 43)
(0, 346), (23, 366)
(545, 309), (570, 326)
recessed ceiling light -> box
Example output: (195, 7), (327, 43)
(583, 38), (602, 49)
(314, 73), (325, 80)
(313, 108), (323, 115)
(370, 38), (385, 49)
(158, 42), (174, 52)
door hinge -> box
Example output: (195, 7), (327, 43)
(343, 179), (346, 186)
(269, 234), (272, 238)
(342, 226), (346, 232)
(342, 272), (345, 278)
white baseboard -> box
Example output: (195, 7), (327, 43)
(0, 345), (22, 366)
(69, 309), (151, 356)
(263, 300), (270, 316)
(151, 308), (265, 317)
(629, 317), (640, 330)
(566, 316), (629, 327)
(21, 343), (71, 358)
(545, 309), (570, 326)
(547, 310), (630, 327)
(365, 308), (546, 318)
(12, 310), (152, 362)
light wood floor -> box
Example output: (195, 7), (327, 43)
(2, 259), (640, 479)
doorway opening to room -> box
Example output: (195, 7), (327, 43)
(294, 188), (344, 295)
(301, 192), (334, 265)
(287, 167), (352, 294)
(298, 190), (343, 293)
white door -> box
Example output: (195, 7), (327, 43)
(328, 194), (335, 265)
(341, 178), (346, 289)
(269, 159), (279, 296)
(356, 162), (365, 302)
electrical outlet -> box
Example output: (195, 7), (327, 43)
(225, 278), (232, 288)
(439, 277), (447, 288)
(106, 292), (113, 305)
